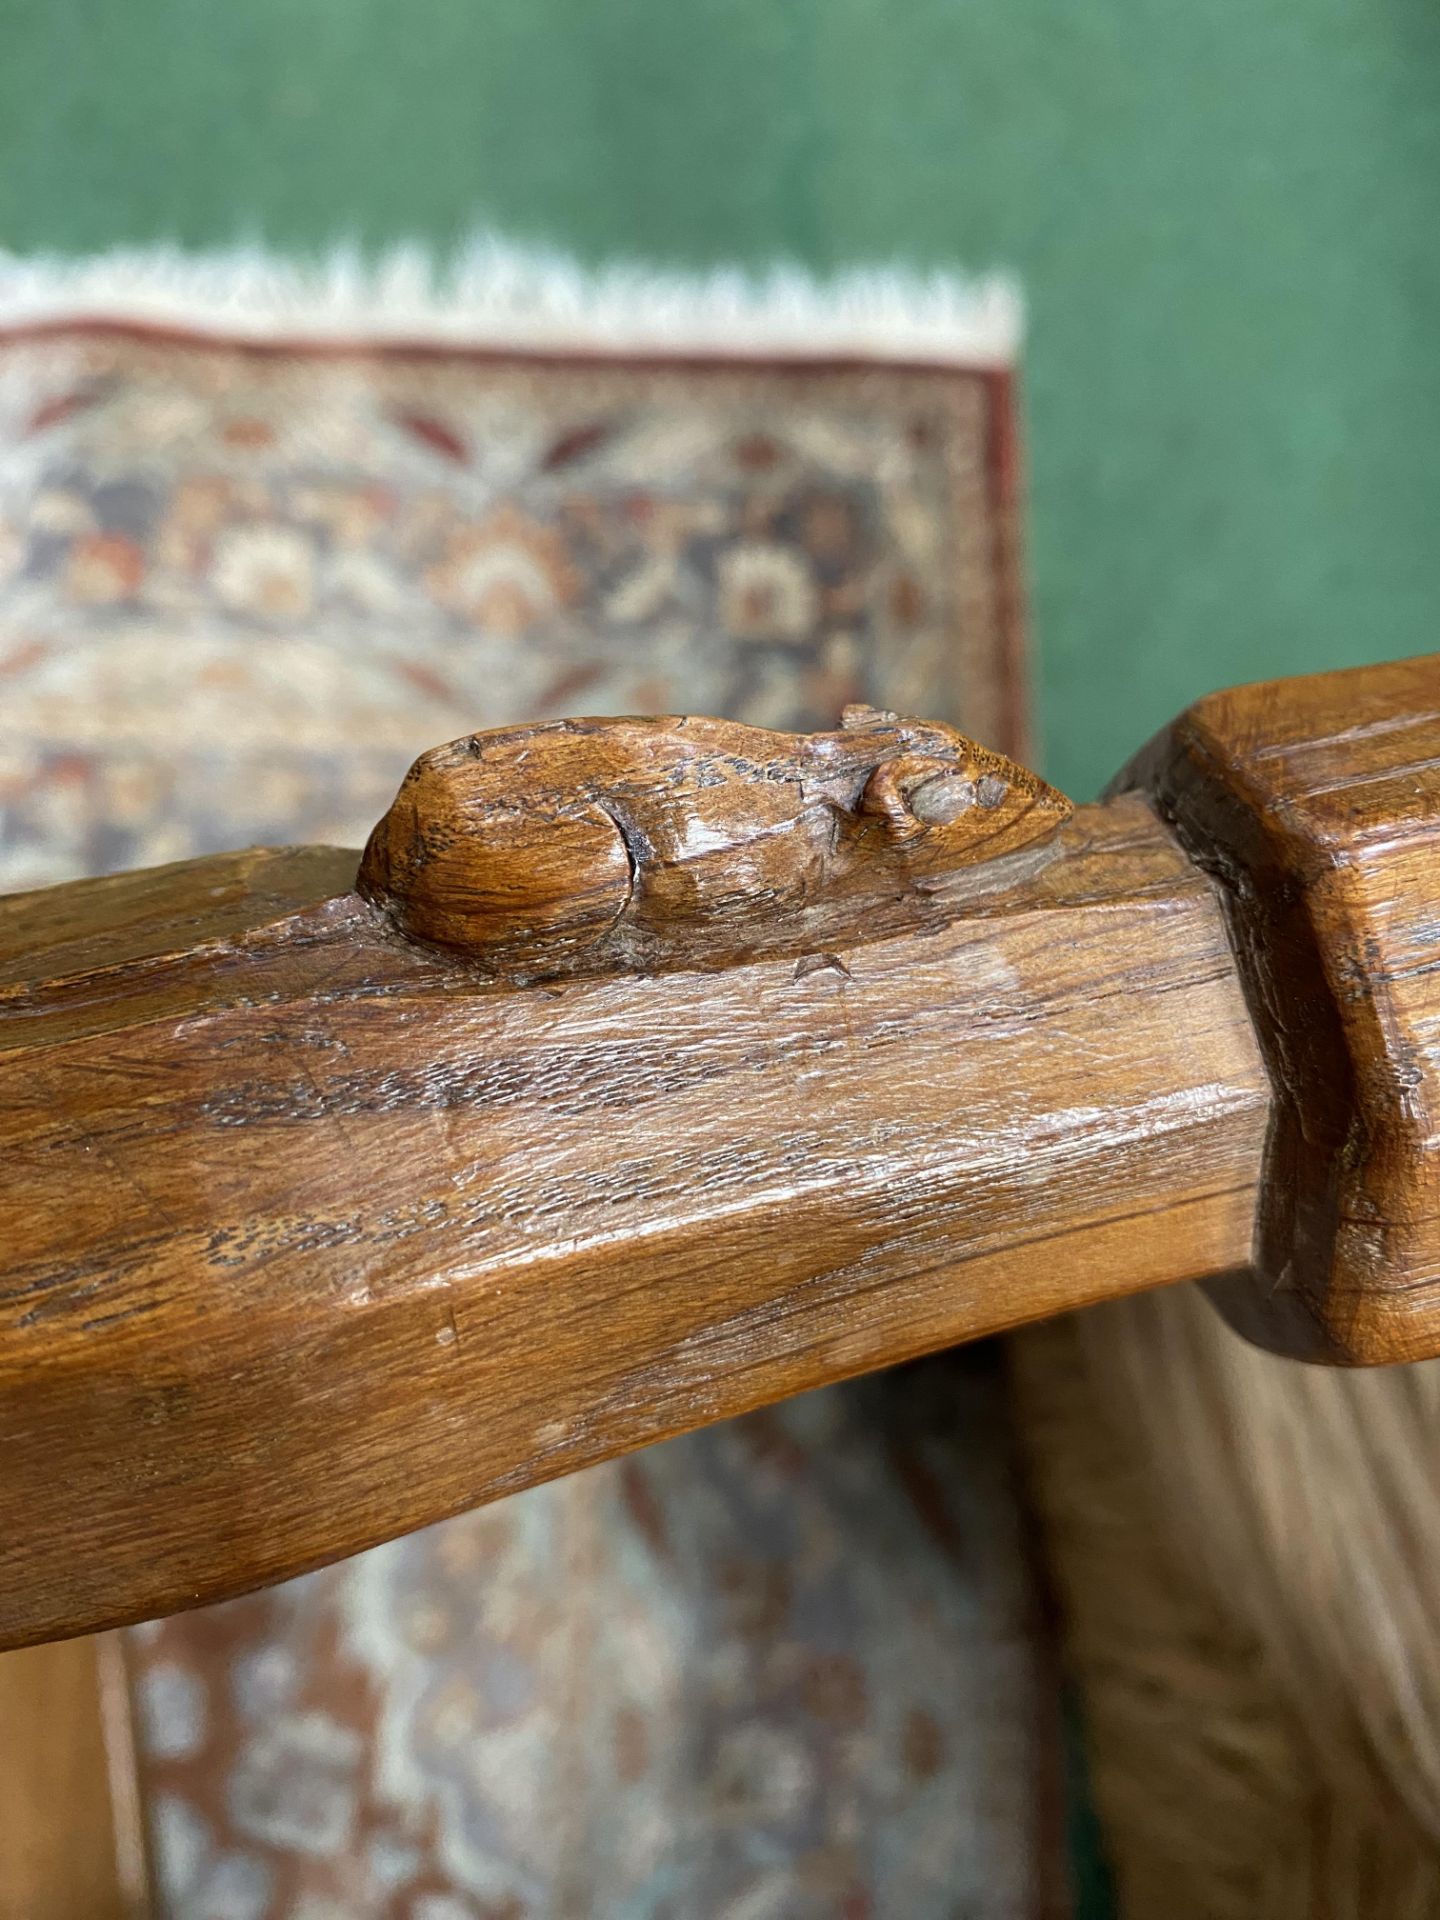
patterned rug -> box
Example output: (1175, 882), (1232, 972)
(0, 318), (1024, 892)
(0, 286), (1064, 1920)
(128, 1351), (1063, 1920)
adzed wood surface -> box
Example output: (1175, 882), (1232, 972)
(1123, 653), (1440, 1362)
(12, 662), (1440, 1650)
(0, 770), (1267, 1647)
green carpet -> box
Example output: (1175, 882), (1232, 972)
(4, 0), (1438, 798)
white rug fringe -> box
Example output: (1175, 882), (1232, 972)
(0, 237), (1021, 366)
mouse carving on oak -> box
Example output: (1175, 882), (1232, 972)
(357, 707), (1073, 981)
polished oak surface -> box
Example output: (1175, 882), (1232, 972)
(1, 791), (1262, 1648)
(7, 665), (1440, 1648)
(1124, 654), (1440, 1362)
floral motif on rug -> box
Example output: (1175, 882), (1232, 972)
(0, 317), (1060, 1919)
(125, 1351), (1064, 1920)
(0, 323), (1023, 890)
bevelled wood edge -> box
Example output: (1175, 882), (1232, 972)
(1115, 710), (1345, 1360)
(0, 844), (361, 992)
(0, 793), (1268, 1647)
(1116, 651), (1440, 1364)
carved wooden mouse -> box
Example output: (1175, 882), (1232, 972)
(358, 707), (1072, 980)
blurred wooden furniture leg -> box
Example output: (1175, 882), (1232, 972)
(0, 1634), (151, 1920)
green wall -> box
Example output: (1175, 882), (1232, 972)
(3, 0), (1438, 795)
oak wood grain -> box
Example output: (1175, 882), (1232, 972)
(0, 791), (1267, 1648)
(1122, 652), (1440, 1362)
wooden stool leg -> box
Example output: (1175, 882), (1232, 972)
(0, 1633), (151, 1919)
